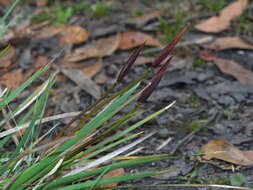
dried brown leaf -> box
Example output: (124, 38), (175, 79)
(200, 52), (253, 84)
(204, 37), (253, 50)
(80, 59), (102, 77)
(201, 138), (253, 166)
(66, 34), (120, 62)
(195, 0), (248, 33)
(95, 73), (108, 84)
(35, 25), (64, 39)
(118, 32), (162, 50)
(36, 0), (47, 7)
(124, 10), (164, 27)
(102, 168), (125, 187)
(60, 25), (88, 44)
(1, 69), (23, 89)
(36, 25), (88, 44)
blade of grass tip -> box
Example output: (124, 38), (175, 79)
(76, 132), (143, 162)
(0, 64), (50, 110)
(117, 42), (145, 83)
(152, 26), (187, 67)
(0, 44), (11, 57)
(89, 165), (112, 190)
(0, 0), (19, 24)
(63, 132), (154, 177)
(74, 101), (175, 163)
(43, 155), (169, 189)
(106, 101), (175, 144)
(0, 0), (19, 36)
(138, 56), (173, 103)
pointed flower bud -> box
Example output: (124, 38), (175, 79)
(152, 26), (187, 67)
(138, 56), (173, 103)
(116, 42), (146, 83)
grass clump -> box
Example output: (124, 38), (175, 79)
(0, 2), (188, 189)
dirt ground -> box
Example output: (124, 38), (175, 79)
(1, 0), (253, 189)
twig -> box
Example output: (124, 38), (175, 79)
(156, 137), (173, 151)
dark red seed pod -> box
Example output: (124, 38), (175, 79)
(137, 56), (173, 103)
(116, 42), (146, 83)
(152, 26), (187, 67)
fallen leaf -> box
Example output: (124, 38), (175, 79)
(118, 32), (162, 50)
(36, 25), (88, 44)
(199, 51), (253, 84)
(1, 69), (23, 89)
(66, 34), (120, 62)
(95, 73), (108, 84)
(102, 168), (125, 187)
(60, 25), (88, 44)
(0, 21), (50, 44)
(124, 10), (164, 27)
(201, 138), (253, 166)
(195, 0), (248, 33)
(35, 25), (64, 39)
(80, 59), (102, 77)
(61, 68), (101, 99)
(204, 37), (253, 50)
(36, 0), (47, 7)
(0, 46), (15, 68)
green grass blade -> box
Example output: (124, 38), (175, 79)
(0, 44), (11, 57)
(6, 83), (139, 190)
(76, 101), (175, 162)
(54, 83), (140, 156)
(0, 0), (19, 36)
(63, 109), (139, 165)
(43, 155), (169, 189)
(0, 78), (51, 128)
(0, 64), (50, 110)
(78, 132), (142, 161)
(57, 170), (166, 190)
(0, 0), (19, 25)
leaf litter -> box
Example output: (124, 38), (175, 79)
(65, 34), (120, 62)
(200, 51), (253, 85)
(201, 138), (253, 166)
(118, 31), (162, 50)
(203, 37), (253, 50)
(195, 0), (248, 33)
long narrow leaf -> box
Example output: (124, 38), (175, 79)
(43, 155), (169, 189)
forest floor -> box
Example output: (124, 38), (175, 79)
(1, 0), (253, 189)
